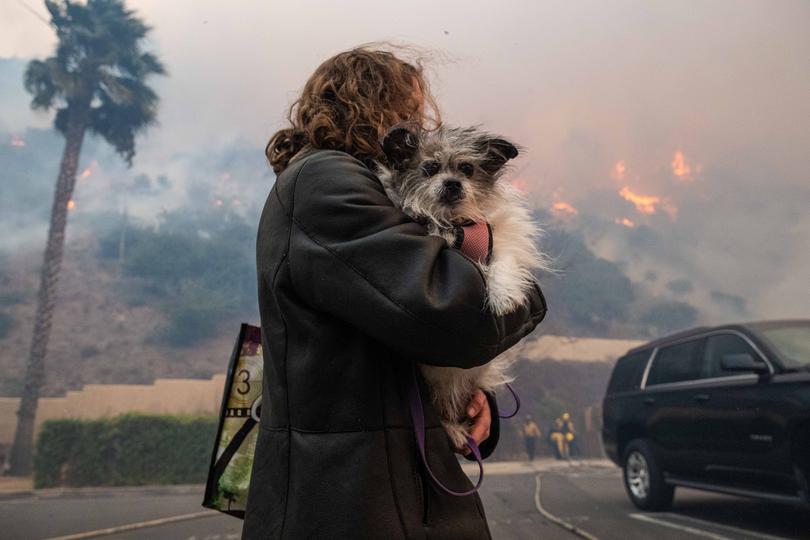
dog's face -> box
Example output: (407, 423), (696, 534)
(379, 124), (519, 226)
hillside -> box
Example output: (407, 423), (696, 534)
(0, 230), (626, 459)
(0, 234), (249, 398)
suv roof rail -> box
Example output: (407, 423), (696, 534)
(622, 318), (810, 358)
(625, 325), (713, 355)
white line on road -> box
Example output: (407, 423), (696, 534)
(629, 513), (733, 539)
(534, 473), (600, 540)
(43, 510), (220, 540)
(659, 512), (792, 540)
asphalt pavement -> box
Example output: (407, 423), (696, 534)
(472, 460), (810, 540)
(1, 460), (808, 539)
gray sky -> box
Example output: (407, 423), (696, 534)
(2, 0), (809, 320)
(4, 1), (807, 179)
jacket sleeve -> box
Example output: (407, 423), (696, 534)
(285, 150), (547, 368)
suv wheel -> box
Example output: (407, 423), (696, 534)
(622, 439), (675, 511)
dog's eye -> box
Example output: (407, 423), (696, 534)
(458, 162), (475, 177)
(421, 160), (441, 177)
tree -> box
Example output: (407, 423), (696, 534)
(8, 0), (165, 475)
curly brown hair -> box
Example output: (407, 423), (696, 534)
(266, 44), (441, 174)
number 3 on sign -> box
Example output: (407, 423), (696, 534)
(236, 368), (251, 395)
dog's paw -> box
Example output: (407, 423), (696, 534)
(486, 279), (529, 315)
(485, 261), (534, 315)
(487, 289), (523, 315)
(443, 420), (471, 452)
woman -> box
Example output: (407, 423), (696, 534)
(242, 45), (547, 539)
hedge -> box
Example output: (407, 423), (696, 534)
(33, 413), (218, 489)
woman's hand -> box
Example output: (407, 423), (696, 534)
(457, 389), (491, 456)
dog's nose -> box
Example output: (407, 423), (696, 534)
(441, 179), (464, 203)
(443, 179), (462, 192)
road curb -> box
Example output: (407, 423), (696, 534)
(0, 483), (205, 501)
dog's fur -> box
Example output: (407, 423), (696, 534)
(375, 124), (550, 450)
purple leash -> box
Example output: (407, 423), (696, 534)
(407, 362), (484, 496)
(498, 382), (521, 419)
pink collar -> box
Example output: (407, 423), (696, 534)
(453, 221), (493, 264)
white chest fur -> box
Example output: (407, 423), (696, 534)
(418, 183), (545, 450)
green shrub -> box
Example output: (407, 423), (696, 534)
(0, 311), (13, 339)
(0, 291), (27, 306)
(33, 413), (218, 488)
(79, 345), (99, 358)
(32, 419), (86, 488)
(98, 209), (258, 346)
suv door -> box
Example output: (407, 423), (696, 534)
(697, 333), (793, 490)
(643, 338), (705, 476)
(602, 350), (653, 464)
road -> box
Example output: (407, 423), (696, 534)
(1, 461), (807, 539)
(474, 461), (809, 539)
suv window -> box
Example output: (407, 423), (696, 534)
(646, 339), (703, 386)
(702, 334), (760, 378)
(607, 351), (650, 394)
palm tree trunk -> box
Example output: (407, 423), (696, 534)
(7, 105), (89, 476)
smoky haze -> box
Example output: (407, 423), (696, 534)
(1, 0), (808, 323)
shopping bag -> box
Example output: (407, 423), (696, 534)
(202, 323), (263, 519)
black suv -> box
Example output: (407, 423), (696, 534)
(602, 319), (810, 510)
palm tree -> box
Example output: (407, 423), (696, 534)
(7, 0), (166, 475)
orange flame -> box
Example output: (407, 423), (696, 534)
(615, 217), (636, 228)
(671, 151), (694, 181)
(618, 186), (659, 215)
(610, 160), (625, 181)
(552, 201), (578, 216)
(510, 177), (529, 194)
(618, 186), (677, 218)
(66, 199), (75, 210)
(79, 161), (98, 180)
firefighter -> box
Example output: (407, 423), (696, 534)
(561, 412), (577, 458)
(549, 417), (567, 460)
(522, 415), (541, 461)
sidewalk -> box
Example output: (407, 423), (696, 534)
(0, 474), (204, 501)
(0, 459), (615, 500)
(460, 457), (615, 476)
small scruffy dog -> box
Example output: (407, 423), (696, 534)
(375, 123), (549, 451)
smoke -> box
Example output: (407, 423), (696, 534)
(1, 0), (808, 321)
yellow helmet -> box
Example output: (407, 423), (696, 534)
(562, 413), (570, 420)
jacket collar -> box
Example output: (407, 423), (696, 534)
(288, 146), (375, 171)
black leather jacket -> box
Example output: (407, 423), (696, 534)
(242, 149), (547, 539)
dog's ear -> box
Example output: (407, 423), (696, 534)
(478, 137), (519, 175)
(382, 123), (420, 170)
